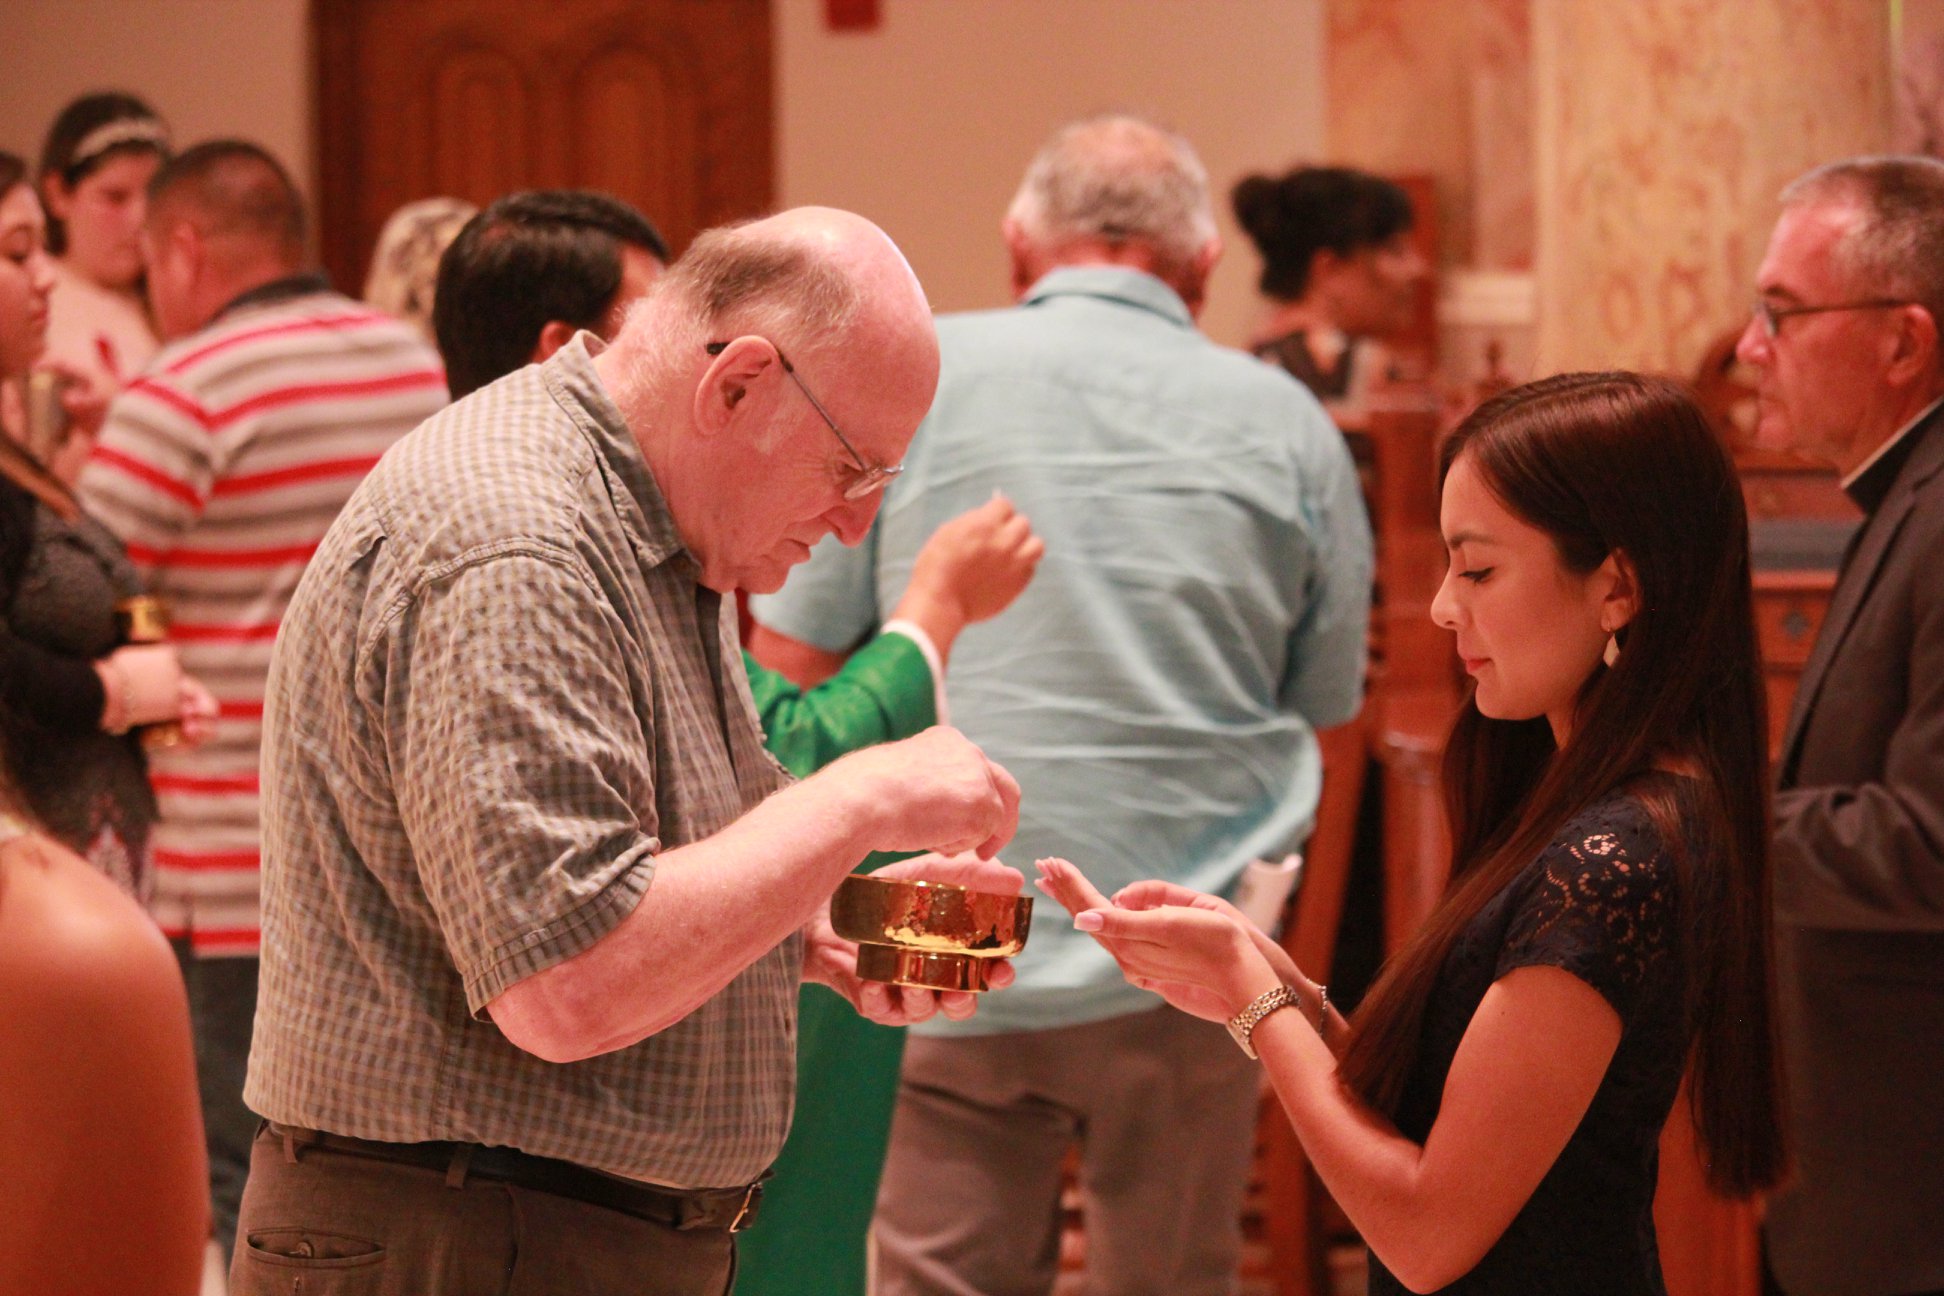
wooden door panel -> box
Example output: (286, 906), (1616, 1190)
(425, 47), (533, 199)
(571, 47), (702, 240)
(314, 0), (771, 294)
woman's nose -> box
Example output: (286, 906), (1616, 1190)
(1430, 569), (1462, 631)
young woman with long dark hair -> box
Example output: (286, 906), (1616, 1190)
(1040, 371), (1787, 1294)
(1, 151), (213, 898)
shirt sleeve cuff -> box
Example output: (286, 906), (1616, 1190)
(878, 618), (948, 726)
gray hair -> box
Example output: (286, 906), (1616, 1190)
(1781, 155), (1944, 323)
(652, 220), (861, 356)
(1005, 114), (1217, 277)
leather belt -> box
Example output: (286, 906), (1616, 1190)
(266, 1122), (764, 1233)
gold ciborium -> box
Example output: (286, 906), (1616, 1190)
(830, 874), (1033, 993)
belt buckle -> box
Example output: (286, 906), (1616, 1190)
(727, 1181), (761, 1233)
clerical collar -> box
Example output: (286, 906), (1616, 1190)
(215, 271), (333, 322)
(1843, 396), (1943, 514)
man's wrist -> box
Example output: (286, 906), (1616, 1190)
(886, 587), (967, 661)
(880, 617), (949, 725)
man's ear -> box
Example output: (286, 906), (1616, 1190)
(1885, 303), (1941, 387)
(1002, 217), (1039, 302)
(691, 336), (780, 440)
(1597, 548), (1641, 634)
(1178, 235), (1223, 321)
(530, 319), (579, 366)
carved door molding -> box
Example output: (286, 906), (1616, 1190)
(313, 0), (772, 292)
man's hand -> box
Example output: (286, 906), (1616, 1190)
(804, 851), (1022, 1025)
(890, 494), (1044, 654)
(824, 725), (1020, 860)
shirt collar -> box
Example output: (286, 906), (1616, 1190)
(1020, 266), (1194, 329)
(213, 270), (333, 322)
(1842, 395), (1944, 513)
(541, 330), (687, 566)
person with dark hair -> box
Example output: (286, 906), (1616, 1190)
(232, 209), (1022, 1296)
(1, 150), (212, 900)
(36, 91), (171, 392)
(1230, 164), (1425, 408)
(1043, 371), (1788, 1296)
(434, 188), (670, 398)
(75, 137), (447, 1265)
(1737, 156), (1944, 1296)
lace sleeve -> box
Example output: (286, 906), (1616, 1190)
(1495, 800), (1679, 1021)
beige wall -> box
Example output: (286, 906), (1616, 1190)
(777, 0), (1326, 347)
(1533, 0), (1892, 375)
(0, 0), (311, 194)
(1, 0), (1323, 346)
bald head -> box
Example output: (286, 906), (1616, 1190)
(598, 207), (939, 594)
(630, 206), (932, 374)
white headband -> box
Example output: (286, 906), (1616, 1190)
(69, 117), (171, 171)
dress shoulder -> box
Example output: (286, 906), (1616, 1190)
(1495, 790), (1683, 1020)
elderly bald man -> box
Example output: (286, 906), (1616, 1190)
(231, 209), (1022, 1296)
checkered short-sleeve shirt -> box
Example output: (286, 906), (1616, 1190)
(245, 335), (797, 1189)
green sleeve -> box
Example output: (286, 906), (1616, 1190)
(744, 632), (937, 779)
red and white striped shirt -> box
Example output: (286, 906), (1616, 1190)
(78, 280), (446, 956)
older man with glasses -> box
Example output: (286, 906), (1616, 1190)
(231, 208), (1026, 1296)
(1737, 157), (1944, 1296)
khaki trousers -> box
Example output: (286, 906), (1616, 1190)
(230, 1126), (736, 1296)
(874, 1005), (1261, 1296)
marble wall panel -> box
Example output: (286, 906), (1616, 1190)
(1534, 0), (1891, 375)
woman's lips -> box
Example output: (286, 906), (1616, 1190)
(1461, 656), (1490, 674)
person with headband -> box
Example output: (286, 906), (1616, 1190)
(36, 92), (171, 394)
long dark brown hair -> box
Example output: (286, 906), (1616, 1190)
(1336, 372), (1787, 1195)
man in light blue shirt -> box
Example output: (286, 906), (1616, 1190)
(750, 116), (1371, 1296)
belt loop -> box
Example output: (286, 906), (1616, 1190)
(445, 1143), (475, 1190)
(280, 1125), (301, 1165)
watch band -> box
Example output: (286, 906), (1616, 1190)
(1226, 984), (1300, 1059)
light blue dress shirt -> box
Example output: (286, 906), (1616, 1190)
(752, 267), (1373, 1035)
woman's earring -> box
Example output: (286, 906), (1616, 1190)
(1603, 633), (1621, 667)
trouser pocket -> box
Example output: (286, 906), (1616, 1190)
(234, 1228), (385, 1295)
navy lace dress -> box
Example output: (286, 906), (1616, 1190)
(1367, 778), (1696, 1296)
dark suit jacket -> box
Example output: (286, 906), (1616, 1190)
(1765, 404), (1944, 1296)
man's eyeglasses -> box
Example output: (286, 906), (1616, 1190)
(705, 340), (903, 501)
(1751, 298), (1912, 339)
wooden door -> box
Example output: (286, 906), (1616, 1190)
(312, 0), (772, 293)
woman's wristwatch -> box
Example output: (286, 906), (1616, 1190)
(1226, 982), (1329, 1058)
(1226, 984), (1300, 1059)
